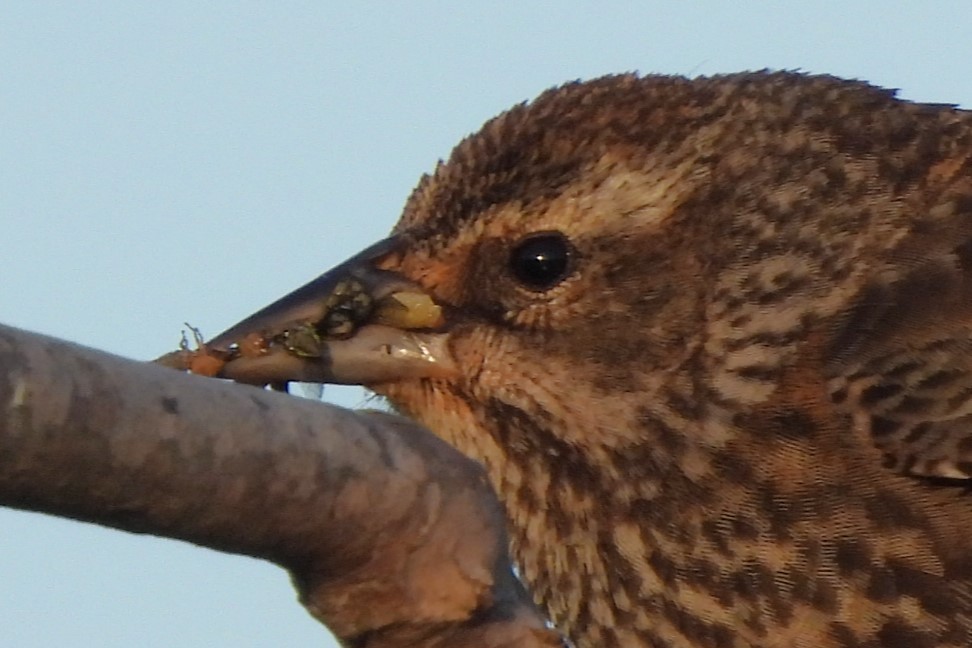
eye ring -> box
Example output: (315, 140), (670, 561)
(508, 231), (574, 291)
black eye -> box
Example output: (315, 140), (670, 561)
(509, 232), (573, 290)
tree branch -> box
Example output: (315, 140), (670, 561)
(0, 323), (562, 647)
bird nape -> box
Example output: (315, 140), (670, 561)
(206, 71), (972, 647)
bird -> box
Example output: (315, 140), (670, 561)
(205, 71), (972, 647)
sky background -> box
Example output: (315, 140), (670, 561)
(3, 3), (972, 646)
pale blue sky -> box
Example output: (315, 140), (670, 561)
(3, 3), (972, 646)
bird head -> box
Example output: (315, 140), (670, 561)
(205, 71), (966, 645)
(207, 74), (739, 496)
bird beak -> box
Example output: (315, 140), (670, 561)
(205, 236), (457, 387)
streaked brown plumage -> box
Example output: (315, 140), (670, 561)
(212, 71), (972, 647)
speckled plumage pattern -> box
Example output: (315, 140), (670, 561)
(374, 72), (972, 647)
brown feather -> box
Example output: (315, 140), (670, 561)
(374, 71), (972, 647)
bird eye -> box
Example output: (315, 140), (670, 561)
(509, 232), (573, 290)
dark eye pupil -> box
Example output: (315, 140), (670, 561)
(509, 233), (571, 290)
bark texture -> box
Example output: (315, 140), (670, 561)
(0, 323), (562, 647)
